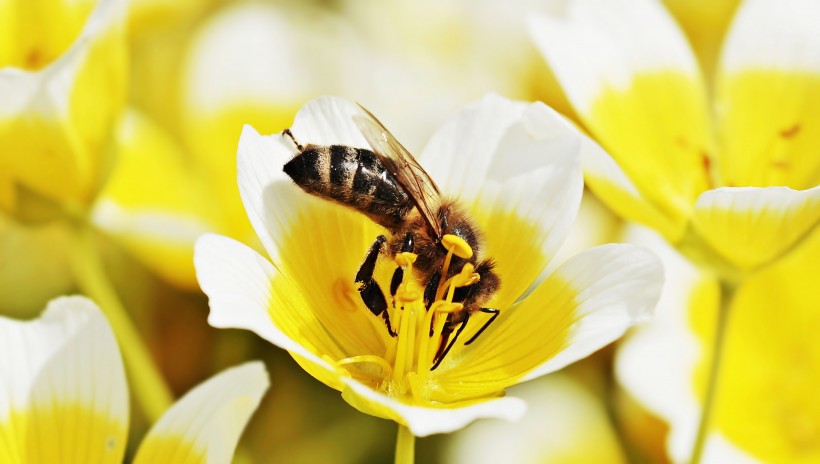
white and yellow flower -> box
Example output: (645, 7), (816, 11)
(0, 0), (128, 213)
(531, 0), (820, 461)
(194, 95), (663, 436)
(530, 0), (820, 276)
(616, 225), (820, 463)
(0, 295), (269, 463)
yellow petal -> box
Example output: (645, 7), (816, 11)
(530, 1), (714, 239)
(0, 296), (128, 464)
(689, 186), (820, 271)
(433, 244), (662, 402)
(92, 108), (215, 289)
(0, 0), (127, 206)
(0, 0), (96, 71)
(714, 0), (820, 189)
(195, 234), (353, 392)
(134, 362), (268, 464)
(662, 0), (742, 79)
(581, 131), (683, 241)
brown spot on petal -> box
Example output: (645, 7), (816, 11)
(780, 124), (801, 139)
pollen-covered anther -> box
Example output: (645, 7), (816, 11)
(453, 263), (480, 287)
(395, 252), (418, 267)
(441, 234), (473, 259)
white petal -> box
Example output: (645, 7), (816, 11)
(421, 95), (583, 272)
(528, 0), (700, 113)
(0, 296), (128, 460)
(719, 0), (820, 74)
(520, 243), (664, 381)
(134, 362), (269, 464)
(445, 374), (628, 464)
(194, 233), (336, 376)
(340, 377), (526, 437)
(290, 96), (371, 149)
(182, 3), (313, 116)
(235, 124), (300, 264)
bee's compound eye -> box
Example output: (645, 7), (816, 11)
(441, 234), (473, 259)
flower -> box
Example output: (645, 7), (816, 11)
(530, 0), (820, 277)
(0, 296), (269, 463)
(0, 0), (128, 213)
(195, 94), (663, 436)
(616, 225), (820, 463)
(531, 0), (820, 461)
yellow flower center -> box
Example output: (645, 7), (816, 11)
(334, 234), (480, 404)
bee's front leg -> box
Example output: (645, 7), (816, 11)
(355, 235), (397, 337)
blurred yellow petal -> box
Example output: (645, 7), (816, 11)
(0, 214), (74, 317)
(689, 186), (820, 272)
(715, 0), (820, 189)
(134, 362), (269, 464)
(0, 296), (129, 464)
(178, 3), (344, 243)
(662, 0), (742, 79)
(0, 0), (96, 71)
(0, 0), (127, 208)
(530, 0), (714, 241)
(92, 108), (214, 289)
(580, 131), (682, 241)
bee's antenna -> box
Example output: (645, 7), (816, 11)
(282, 128), (304, 151)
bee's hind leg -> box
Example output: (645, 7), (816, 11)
(355, 235), (397, 337)
(464, 308), (499, 345)
(431, 313), (469, 371)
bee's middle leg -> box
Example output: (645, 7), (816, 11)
(355, 235), (397, 337)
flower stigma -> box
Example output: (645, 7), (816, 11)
(334, 234), (481, 405)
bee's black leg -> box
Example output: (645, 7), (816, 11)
(389, 232), (415, 299)
(355, 235), (396, 337)
(464, 308), (499, 345)
(431, 313), (469, 371)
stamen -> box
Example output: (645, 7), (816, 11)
(441, 234), (473, 259)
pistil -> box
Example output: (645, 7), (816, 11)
(334, 234), (480, 404)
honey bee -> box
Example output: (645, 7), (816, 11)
(282, 104), (500, 370)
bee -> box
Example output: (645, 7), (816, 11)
(282, 104), (500, 370)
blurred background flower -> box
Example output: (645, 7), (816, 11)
(531, 0), (820, 462)
(0, 296), (268, 463)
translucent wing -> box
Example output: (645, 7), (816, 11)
(353, 104), (443, 240)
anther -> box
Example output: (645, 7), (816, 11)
(441, 234), (473, 259)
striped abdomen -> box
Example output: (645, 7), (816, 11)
(283, 144), (413, 231)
